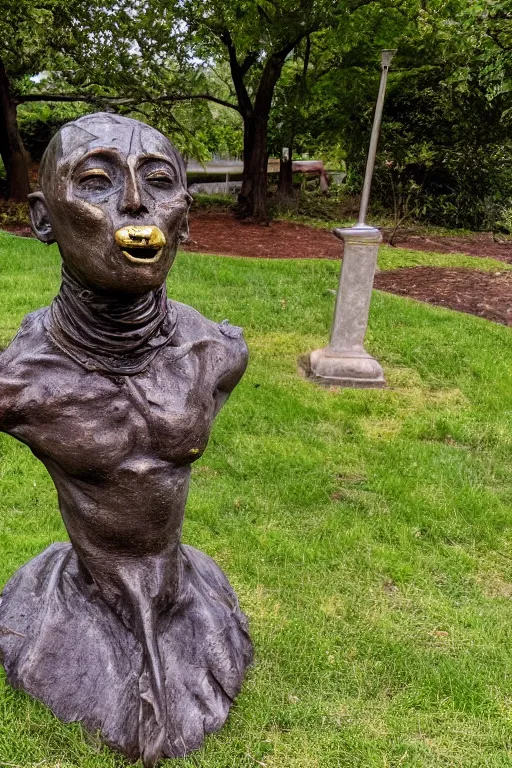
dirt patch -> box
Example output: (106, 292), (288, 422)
(184, 212), (341, 260)
(5, 212), (343, 258)
(388, 232), (512, 264)
(186, 213), (512, 264)
(3, 224), (33, 237)
(374, 267), (512, 326)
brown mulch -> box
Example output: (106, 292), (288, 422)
(184, 212), (512, 264)
(388, 232), (512, 264)
(3, 224), (32, 237)
(6, 212), (343, 258)
(183, 212), (341, 259)
(374, 267), (512, 326)
(2, 211), (343, 258)
(6, 211), (512, 263)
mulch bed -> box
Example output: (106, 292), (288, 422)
(3, 224), (33, 237)
(388, 232), (512, 264)
(374, 267), (512, 326)
(183, 212), (341, 259)
(7, 212), (512, 264)
(6, 213), (343, 259)
(184, 212), (512, 264)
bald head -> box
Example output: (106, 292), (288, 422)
(39, 112), (186, 196)
(29, 111), (191, 294)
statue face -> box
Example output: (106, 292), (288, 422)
(29, 114), (191, 293)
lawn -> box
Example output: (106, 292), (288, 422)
(1, 233), (512, 767)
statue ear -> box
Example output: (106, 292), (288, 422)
(178, 214), (189, 243)
(28, 191), (55, 244)
(178, 191), (192, 243)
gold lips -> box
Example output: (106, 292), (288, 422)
(114, 225), (166, 264)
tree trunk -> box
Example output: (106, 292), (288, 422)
(238, 113), (270, 220)
(224, 24), (309, 219)
(0, 58), (30, 201)
(278, 145), (294, 197)
(237, 118), (255, 218)
(237, 50), (289, 221)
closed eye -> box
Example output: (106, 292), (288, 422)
(146, 170), (174, 185)
(77, 168), (112, 190)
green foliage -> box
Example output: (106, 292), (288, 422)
(17, 101), (94, 161)
(267, 2), (419, 164)
(287, 0), (512, 232)
(267, 0), (512, 232)
(2, 234), (512, 765)
(191, 193), (236, 212)
(0, 201), (29, 227)
(367, 61), (512, 231)
(191, 107), (243, 159)
(270, 189), (359, 222)
(58, 0), (423, 218)
(0, 1), (73, 79)
(4, 0), (510, 227)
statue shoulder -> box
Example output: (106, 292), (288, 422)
(0, 308), (52, 430)
(171, 300), (248, 391)
(172, 300), (247, 353)
(1, 308), (51, 363)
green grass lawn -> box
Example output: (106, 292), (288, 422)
(377, 245), (512, 273)
(1, 233), (512, 767)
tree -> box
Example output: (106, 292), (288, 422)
(17, 4), (243, 161)
(269, 37), (313, 198)
(267, 0), (426, 199)
(59, 0), (406, 219)
(176, 0), (388, 218)
(20, 0), (498, 230)
(262, 0), (512, 232)
(352, 0), (512, 230)
(0, 2), (75, 200)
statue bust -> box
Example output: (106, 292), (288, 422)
(0, 113), (252, 767)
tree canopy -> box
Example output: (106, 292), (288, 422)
(1, 0), (511, 228)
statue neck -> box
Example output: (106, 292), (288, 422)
(46, 267), (177, 375)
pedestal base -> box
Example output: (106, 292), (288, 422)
(0, 542), (252, 766)
(300, 346), (385, 389)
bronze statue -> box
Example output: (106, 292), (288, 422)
(0, 113), (252, 767)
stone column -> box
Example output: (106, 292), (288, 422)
(302, 223), (385, 388)
(300, 50), (396, 389)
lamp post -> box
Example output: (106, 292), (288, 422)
(302, 49), (396, 388)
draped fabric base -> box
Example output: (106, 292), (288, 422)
(0, 543), (253, 762)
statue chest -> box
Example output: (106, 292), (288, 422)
(12, 350), (217, 476)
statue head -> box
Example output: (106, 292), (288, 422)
(29, 112), (191, 294)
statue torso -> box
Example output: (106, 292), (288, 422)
(0, 302), (247, 561)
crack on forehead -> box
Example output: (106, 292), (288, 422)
(60, 126), (101, 158)
(67, 116), (177, 164)
(40, 112), (186, 192)
(66, 116), (140, 157)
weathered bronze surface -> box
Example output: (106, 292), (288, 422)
(0, 113), (252, 766)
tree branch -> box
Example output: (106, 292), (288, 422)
(301, 34), (311, 96)
(217, 28), (254, 117)
(17, 92), (241, 112)
(17, 93), (101, 104)
(273, 24), (319, 65)
(250, 24), (318, 118)
(240, 51), (259, 77)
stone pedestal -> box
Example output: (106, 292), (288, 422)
(302, 223), (385, 388)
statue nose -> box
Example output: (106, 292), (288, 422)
(119, 171), (147, 215)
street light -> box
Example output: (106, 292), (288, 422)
(301, 49), (396, 388)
